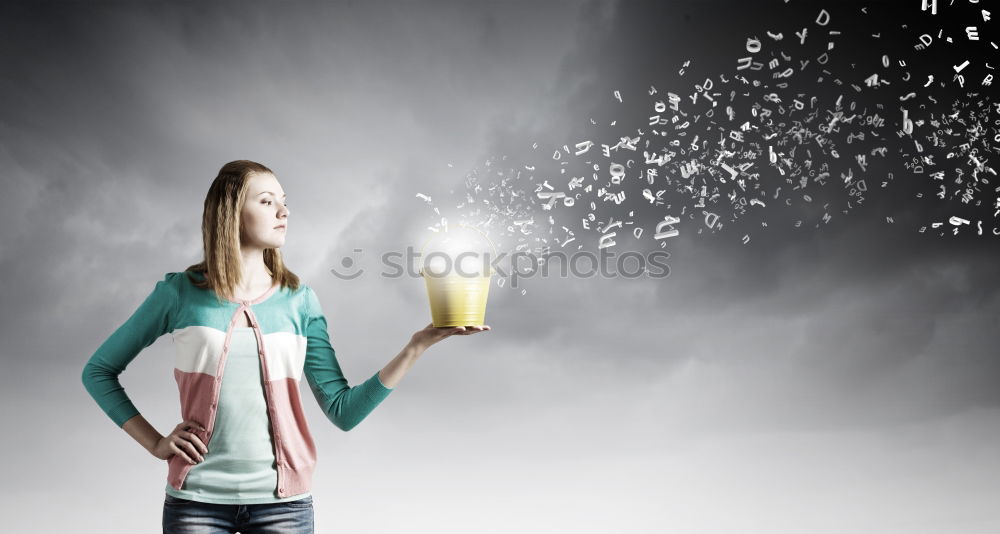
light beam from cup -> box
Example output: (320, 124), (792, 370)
(418, 223), (496, 327)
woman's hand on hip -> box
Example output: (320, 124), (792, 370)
(152, 420), (209, 464)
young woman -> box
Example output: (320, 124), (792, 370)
(82, 160), (489, 533)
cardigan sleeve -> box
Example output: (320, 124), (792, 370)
(302, 286), (393, 432)
(81, 273), (179, 428)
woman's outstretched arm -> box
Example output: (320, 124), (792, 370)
(378, 323), (491, 388)
(302, 289), (488, 431)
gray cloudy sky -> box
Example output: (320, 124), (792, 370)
(2, 1), (999, 532)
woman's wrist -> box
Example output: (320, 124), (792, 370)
(122, 414), (165, 456)
(406, 338), (428, 356)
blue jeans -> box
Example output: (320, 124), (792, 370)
(162, 493), (314, 533)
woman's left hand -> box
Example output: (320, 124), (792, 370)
(410, 323), (490, 351)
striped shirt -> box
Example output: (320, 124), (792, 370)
(82, 270), (393, 499)
(165, 327), (307, 504)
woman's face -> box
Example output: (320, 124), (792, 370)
(240, 171), (289, 250)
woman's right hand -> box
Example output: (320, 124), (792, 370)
(152, 420), (208, 464)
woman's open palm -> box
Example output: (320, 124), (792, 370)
(411, 323), (490, 350)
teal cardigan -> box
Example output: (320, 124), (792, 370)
(82, 270), (394, 498)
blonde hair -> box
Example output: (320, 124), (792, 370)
(184, 160), (300, 303)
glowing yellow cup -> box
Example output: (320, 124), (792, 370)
(419, 224), (495, 327)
